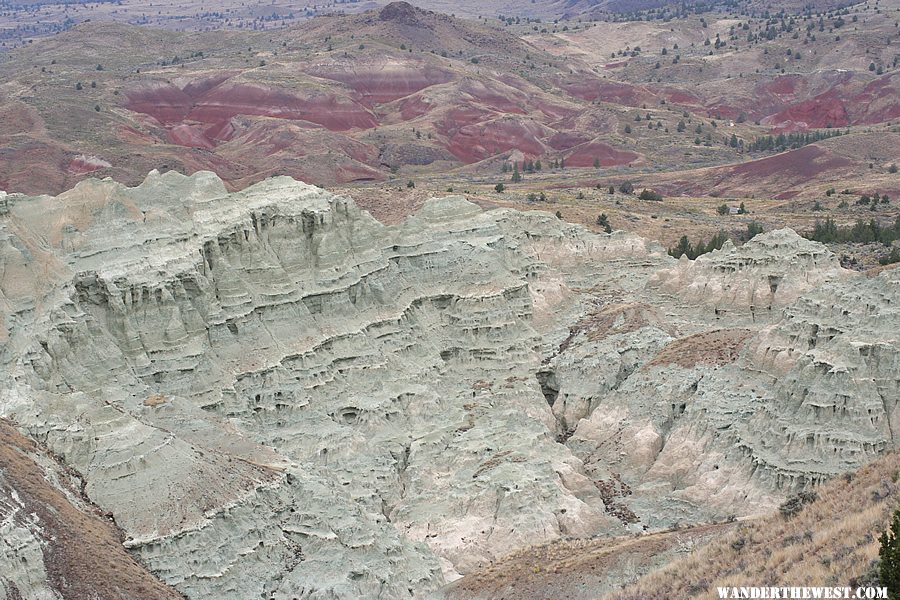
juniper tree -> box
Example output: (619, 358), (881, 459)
(880, 507), (900, 596)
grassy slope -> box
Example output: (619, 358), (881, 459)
(438, 451), (898, 599)
(609, 451), (899, 599)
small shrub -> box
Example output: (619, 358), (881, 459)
(779, 490), (818, 518)
(639, 189), (663, 201)
(596, 213), (612, 233)
(879, 247), (900, 266)
(746, 222), (764, 240)
(850, 560), (883, 589)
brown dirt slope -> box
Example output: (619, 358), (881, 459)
(439, 451), (898, 599)
(646, 328), (754, 368)
(438, 522), (737, 600)
(0, 419), (183, 600)
(609, 451), (899, 599)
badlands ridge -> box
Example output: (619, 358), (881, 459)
(0, 171), (897, 598)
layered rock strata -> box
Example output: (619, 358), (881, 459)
(0, 172), (896, 598)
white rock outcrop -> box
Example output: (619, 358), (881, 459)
(0, 172), (896, 598)
(648, 228), (851, 316)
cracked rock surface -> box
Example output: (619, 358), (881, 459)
(0, 171), (896, 598)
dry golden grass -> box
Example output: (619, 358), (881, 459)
(443, 453), (899, 599)
(646, 328), (754, 369)
(579, 303), (666, 342)
(442, 522), (737, 600)
(143, 393), (168, 407)
(608, 452), (900, 599)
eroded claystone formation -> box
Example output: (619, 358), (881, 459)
(0, 172), (896, 599)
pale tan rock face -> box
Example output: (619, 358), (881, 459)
(0, 172), (897, 599)
(648, 228), (852, 315)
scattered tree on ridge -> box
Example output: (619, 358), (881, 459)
(596, 213), (612, 233)
(668, 231), (729, 260)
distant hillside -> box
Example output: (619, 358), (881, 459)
(0, 0), (896, 217)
